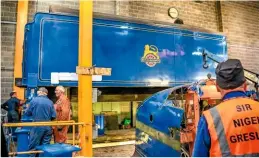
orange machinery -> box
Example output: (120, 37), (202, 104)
(180, 79), (221, 156)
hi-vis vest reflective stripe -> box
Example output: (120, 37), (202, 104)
(203, 97), (259, 157)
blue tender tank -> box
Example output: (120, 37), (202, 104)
(21, 13), (227, 88)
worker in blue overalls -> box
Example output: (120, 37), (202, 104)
(24, 87), (56, 155)
(1, 91), (25, 133)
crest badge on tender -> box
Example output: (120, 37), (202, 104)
(141, 45), (161, 67)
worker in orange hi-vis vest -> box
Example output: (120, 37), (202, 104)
(193, 59), (259, 157)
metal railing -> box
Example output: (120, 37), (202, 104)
(3, 121), (89, 156)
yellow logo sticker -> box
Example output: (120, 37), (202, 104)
(141, 45), (161, 67)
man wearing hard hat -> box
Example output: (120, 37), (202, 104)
(193, 59), (259, 157)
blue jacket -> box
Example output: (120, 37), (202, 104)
(192, 91), (248, 157)
(1, 97), (20, 112)
(25, 96), (56, 122)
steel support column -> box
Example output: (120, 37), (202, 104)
(13, 0), (28, 99)
(78, 0), (93, 156)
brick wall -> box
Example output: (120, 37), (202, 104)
(28, 0), (115, 21)
(93, 0), (116, 14)
(1, 1), (17, 102)
(28, 0), (79, 21)
(1, 1), (259, 101)
(221, 1), (259, 72)
(117, 1), (219, 31)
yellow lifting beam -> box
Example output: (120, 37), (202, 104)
(13, 0), (28, 99)
(78, 0), (93, 156)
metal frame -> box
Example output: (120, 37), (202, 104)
(78, 1), (93, 156)
(13, 0), (28, 99)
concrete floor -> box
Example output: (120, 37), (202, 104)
(94, 145), (135, 157)
(70, 129), (136, 157)
(94, 129), (135, 143)
(93, 129), (135, 157)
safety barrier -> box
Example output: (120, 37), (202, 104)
(9, 150), (44, 156)
(8, 141), (137, 156)
(3, 121), (89, 156)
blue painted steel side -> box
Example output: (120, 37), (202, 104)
(36, 143), (81, 157)
(21, 116), (33, 122)
(136, 85), (188, 157)
(135, 128), (181, 157)
(22, 13), (227, 87)
(15, 128), (30, 157)
(21, 115), (33, 130)
(14, 115), (33, 156)
(94, 114), (105, 136)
